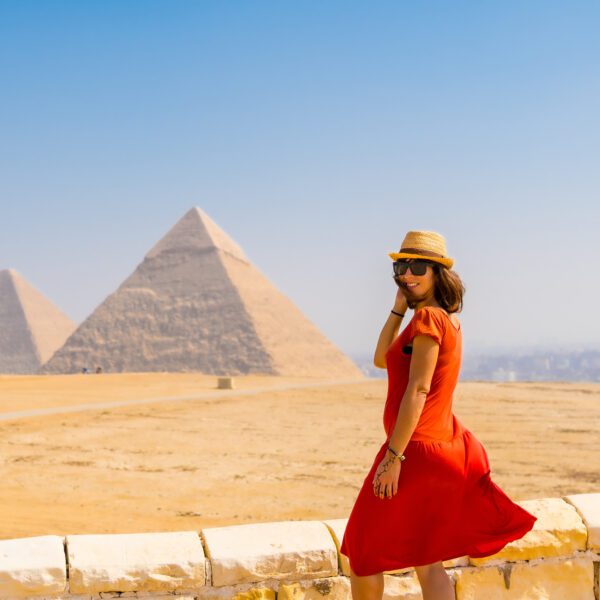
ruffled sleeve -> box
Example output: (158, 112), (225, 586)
(409, 307), (445, 346)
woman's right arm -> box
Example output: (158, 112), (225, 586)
(373, 288), (409, 368)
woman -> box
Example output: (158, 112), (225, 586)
(339, 231), (537, 600)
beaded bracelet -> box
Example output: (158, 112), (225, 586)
(387, 445), (406, 461)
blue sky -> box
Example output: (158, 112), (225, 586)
(1, 1), (599, 356)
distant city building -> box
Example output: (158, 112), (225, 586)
(353, 349), (600, 382)
(460, 349), (600, 382)
(491, 368), (518, 382)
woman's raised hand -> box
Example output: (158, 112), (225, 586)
(394, 287), (409, 313)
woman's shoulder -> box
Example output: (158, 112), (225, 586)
(413, 305), (446, 322)
(412, 306), (460, 334)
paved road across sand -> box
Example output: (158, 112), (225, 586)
(0, 377), (366, 421)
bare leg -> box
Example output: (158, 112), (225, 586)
(414, 561), (455, 600)
(349, 564), (384, 600)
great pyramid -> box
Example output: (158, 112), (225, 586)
(42, 207), (362, 377)
(0, 269), (76, 373)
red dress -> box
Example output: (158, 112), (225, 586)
(339, 306), (537, 576)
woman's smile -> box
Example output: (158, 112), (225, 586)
(402, 282), (420, 291)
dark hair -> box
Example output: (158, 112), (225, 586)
(393, 260), (466, 313)
(431, 262), (465, 313)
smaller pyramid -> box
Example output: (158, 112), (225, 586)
(0, 269), (76, 373)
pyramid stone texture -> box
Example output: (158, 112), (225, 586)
(42, 208), (362, 377)
(0, 269), (75, 373)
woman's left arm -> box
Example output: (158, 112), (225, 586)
(373, 334), (440, 499)
(388, 334), (440, 456)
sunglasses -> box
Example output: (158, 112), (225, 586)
(392, 259), (434, 277)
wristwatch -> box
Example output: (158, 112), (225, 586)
(387, 446), (406, 461)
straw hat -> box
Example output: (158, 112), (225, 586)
(388, 231), (454, 269)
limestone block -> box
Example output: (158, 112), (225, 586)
(455, 556), (594, 599)
(382, 573), (423, 600)
(323, 519), (414, 577)
(124, 597), (196, 600)
(25, 595), (93, 600)
(565, 492), (600, 550)
(469, 497), (587, 565)
(0, 535), (67, 597)
(230, 589), (276, 600)
(201, 521), (338, 587)
(442, 555), (469, 568)
(110, 597), (195, 600)
(278, 576), (350, 600)
(66, 531), (205, 593)
(136, 593), (193, 597)
(322, 519), (350, 577)
(131, 596), (196, 600)
(196, 582), (277, 600)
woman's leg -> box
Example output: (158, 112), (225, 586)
(414, 561), (455, 600)
(349, 565), (384, 600)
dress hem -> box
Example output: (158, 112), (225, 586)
(340, 516), (537, 577)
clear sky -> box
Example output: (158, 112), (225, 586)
(1, 1), (599, 357)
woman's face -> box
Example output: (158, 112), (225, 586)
(395, 259), (437, 308)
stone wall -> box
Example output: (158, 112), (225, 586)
(1, 493), (598, 600)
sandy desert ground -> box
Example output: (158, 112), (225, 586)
(1, 373), (599, 540)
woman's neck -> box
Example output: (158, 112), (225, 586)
(413, 295), (442, 310)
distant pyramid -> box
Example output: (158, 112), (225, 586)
(42, 208), (362, 377)
(0, 269), (76, 373)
